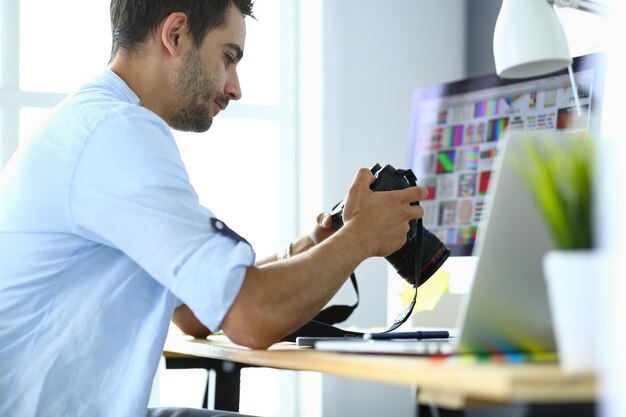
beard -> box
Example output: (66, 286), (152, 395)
(170, 47), (222, 133)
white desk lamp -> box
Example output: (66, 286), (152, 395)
(493, 0), (608, 79)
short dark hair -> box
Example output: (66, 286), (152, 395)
(109, 0), (254, 61)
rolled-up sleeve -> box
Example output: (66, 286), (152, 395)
(69, 108), (255, 330)
(172, 232), (253, 330)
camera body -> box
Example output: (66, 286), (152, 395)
(330, 163), (449, 287)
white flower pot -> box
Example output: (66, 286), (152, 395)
(542, 249), (598, 374)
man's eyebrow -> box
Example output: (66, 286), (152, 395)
(226, 43), (244, 62)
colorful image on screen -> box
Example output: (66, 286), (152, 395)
(407, 53), (603, 255)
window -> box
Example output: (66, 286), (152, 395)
(19, 0), (111, 93)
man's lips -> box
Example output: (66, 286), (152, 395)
(215, 99), (228, 111)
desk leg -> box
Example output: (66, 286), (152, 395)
(212, 360), (243, 412)
(164, 356), (246, 412)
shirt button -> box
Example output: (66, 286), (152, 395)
(215, 220), (224, 230)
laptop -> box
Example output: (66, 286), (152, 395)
(315, 132), (558, 356)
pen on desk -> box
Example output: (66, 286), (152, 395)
(363, 330), (449, 340)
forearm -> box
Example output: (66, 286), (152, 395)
(255, 234), (316, 266)
(221, 224), (370, 349)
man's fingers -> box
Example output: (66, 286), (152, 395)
(409, 185), (428, 201)
(354, 167), (376, 187)
(408, 204), (425, 220)
(390, 185), (429, 203)
(316, 212), (333, 228)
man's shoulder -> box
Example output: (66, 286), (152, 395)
(71, 86), (155, 122)
(52, 87), (168, 147)
(60, 70), (161, 125)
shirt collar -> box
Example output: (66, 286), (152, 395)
(96, 68), (142, 106)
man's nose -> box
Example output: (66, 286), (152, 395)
(225, 70), (242, 101)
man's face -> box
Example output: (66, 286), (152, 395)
(170, 5), (245, 132)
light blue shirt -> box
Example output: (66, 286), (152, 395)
(0, 69), (255, 417)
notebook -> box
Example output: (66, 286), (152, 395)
(316, 132), (558, 356)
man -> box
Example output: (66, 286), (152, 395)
(0, 1), (427, 416)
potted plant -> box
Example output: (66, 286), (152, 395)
(512, 133), (596, 373)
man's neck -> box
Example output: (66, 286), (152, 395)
(109, 51), (173, 124)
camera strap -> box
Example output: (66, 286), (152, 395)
(380, 169), (424, 333)
(383, 217), (423, 333)
(310, 272), (359, 324)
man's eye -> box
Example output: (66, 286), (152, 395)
(225, 54), (235, 65)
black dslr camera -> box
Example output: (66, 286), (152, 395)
(330, 163), (449, 287)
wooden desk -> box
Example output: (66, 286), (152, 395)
(163, 335), (597, 416)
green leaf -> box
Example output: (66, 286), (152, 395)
(511, 135), (593, 249)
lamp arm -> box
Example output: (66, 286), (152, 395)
(549, 0), (610, 15)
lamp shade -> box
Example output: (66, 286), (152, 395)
(493, 0), (572, 78)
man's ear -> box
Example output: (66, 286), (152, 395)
(160, 12), (189, 57)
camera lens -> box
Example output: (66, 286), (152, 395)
(386, 227), (450, 286)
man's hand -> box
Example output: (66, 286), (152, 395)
(340, 168), (427, 258)
(308, 212), (334, 246)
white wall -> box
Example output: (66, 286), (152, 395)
(316, 2), (466, 416)
(320, 0), (466, 329)
(591, 4), (626, 417)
